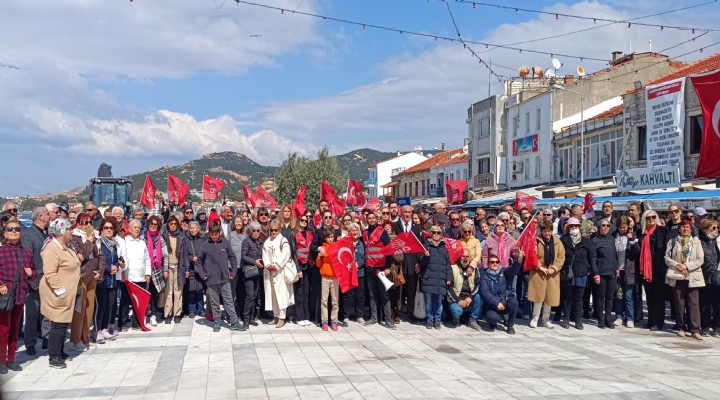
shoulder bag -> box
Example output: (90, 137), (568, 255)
(281, 239), (299, 284)
(413, 279), (426, 319)
(560, 252), (575, 282)
(0, 247), (23, 312)
(666, 238), (689, 281)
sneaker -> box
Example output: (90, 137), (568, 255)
(88, 342), (97, 349)
(701, 328), (711, 337)
(174, 316), (182, 324)
(121, 326), (129, 332)
(101, 329), (114, 340)
(613, 319), (622, 327)
(434, 321), (441, 330)
(62, 352), (73, 362)
(385, 321), (397, 330)
(483, 323), (496, 332)
(626, 321), (635, 329)
(188, 312), (196, 319)
(339, 319), (349, 327)
(544, 320), (554, 329)
(322, 323), (329, 331)
(507, 326), (516, 335)
(363, 319), (378, 326)
(72, 342), (87, 352)
(356, 318), (365, 324)
(96, 332), (106, 344)
(561, 321), (570, 329)
(164, 318), (172, 325)
(150, 316), (158, 326)
(426, 320), (433, 329)
(529, 317), (538, 328)
(712, 329), (720, 338)
(49, 358), (67, 369)
(213, 321), (221, 332)
(468, 320), (481, 331)
(109, 325), (119, 338)
(6, 362), (22, 372)
(331, 322), (339, 331)
(230, 321), (247, 331)
(0, 364), (7, 374)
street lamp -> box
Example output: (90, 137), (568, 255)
(554, 84), (584, 189)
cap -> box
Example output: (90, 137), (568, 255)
(434, 213), (448, 224)
(58, 202), (69, 214)
(693, 207), (708, 217)
(566, 217), (581, 226)
(49, 218), (71, 236)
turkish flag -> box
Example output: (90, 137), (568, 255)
(292, 185), (307, 217)
(125, 281), (151, 331)
(691, 69), (720, 178)
(380, 232), (426, 256)
(321, 180), (345, 215)
(207, 210), (221, 226)
(515, 190), (535, 211)
(139, 176), (156, 209)
(517, 218), (539, 272)
(361, 197), (381, 212)
(242, 184), (257, 208)
(445, 180), (467, 204)
(442, 236), (464, 264)
(202, 175), (225, 200)
(320, 180), (336, 201)
(346, 179), (365, 206)
(256, 185), (278, 210)
(167, 174), (189, 207)
(325, 235), (358, 293)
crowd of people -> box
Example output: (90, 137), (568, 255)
(0, 196), (718, 371)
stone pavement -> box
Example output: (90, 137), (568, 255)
(3, 317), (720, 400)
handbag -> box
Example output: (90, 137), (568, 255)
(560, 253), (575, 282)
(151, 268), (166, 292)
(413, 279), (426, 319)
(244, 264), (260, 279)
(391, 265), (406, 287)
(284, 259), (299, 284)
(0, 247), (23, 312)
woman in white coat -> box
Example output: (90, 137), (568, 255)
(263, 219), (294, 328)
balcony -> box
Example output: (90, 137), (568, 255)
(390, 167), (406, 176)
(364, 177), (376, 187)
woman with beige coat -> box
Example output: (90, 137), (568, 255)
(528, 220), (565, 329)
(40, 218), (80, 369)
(459, 220), (482, 269)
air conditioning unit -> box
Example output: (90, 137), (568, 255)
(512, 161), (524, 173)
(511, 173), (518, 182)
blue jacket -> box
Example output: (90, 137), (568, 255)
(591, 233), (618, 277)
(198, 236), (237, 286)
(419, 239), (452, 295)
(98, 239), (120, 289)
(354, 240), (366, 278)
(479, 267), (512, 308)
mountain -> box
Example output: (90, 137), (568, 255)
(333, 148), (396, 182)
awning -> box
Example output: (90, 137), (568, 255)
(643, 190), (720, 210)
(381, 181), (398, 188)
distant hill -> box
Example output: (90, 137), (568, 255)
(333, 148), (396, 181)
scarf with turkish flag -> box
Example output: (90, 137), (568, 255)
(125, 281), (151, 331)
(256, 185), (278, 210)
(140, 176), (157, 209)
(517, 217), (539, 272)
(515, 190), (535, 211)
(320, 180), (346, 215)
(346, 179), (365, 206)
(242, 184), (257, 208)
(292, 185), (307, 218)
(325, 235), (358, 293)
(202, 175), (225, 200)
(442, 236), (465, 264)
(445, 180), (467, 204)
(691, 69), (720, 178)
(380, 232), (426, 256)
(167, 174), (189, 207)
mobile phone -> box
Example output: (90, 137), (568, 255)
(118, 256), (125, 263)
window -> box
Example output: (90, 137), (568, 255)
(414, 181), (419, 197)
(524, 157), (530, 179)
(404, 183), (408, 196)
(512, 115), (519, 137)
(478, 158), (490, 174)
(536, 108), (541, 130)
(479, 118), (490, 137)
(462, 169), (468, 180)
(535, 156), (541, 178)
(421, 180), (426, 196)
(637, 126), (647, 161)
(426, 179), (430, 193)
(690, 115), (704, 154)
(525, 112), (530, 134)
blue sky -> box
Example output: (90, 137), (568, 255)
(0, 0), (717, 196)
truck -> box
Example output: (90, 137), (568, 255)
(87, 163), (133, 213)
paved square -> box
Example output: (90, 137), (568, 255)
(3, 317), (720, 399)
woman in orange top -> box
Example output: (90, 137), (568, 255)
(316, 227), (339, 331)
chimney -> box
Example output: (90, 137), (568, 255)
(441, 143), (445, 151)
(611, 51), (624, 64)
(564, 75), (574, 84)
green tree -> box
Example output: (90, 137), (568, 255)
(274, 146), (348, 211)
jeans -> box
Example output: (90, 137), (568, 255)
(187, 290), (204, 314)
(448, 293), (482, 321)
(207, 282), (239, 325)
(424, 293), (443, 322)
(485, 297), (519, 327)
(48, 322), (69, 360)
(594, 275), (617, 326)
(620, 281), (635, 322)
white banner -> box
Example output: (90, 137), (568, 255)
(644, 196), (720, 211)
(645, 77), (685, 174)
(615, 165), (681, 192)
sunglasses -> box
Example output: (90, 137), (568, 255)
(185, 211), (193, 214)
(251, 229), (261, 232)
(670, 209), (680, 214)
(646, 216), (657, 220)
(712, 227), (719, 231)
(299, 219), (308, 223)
(382, 212), (390, 215)
(488, 260), (500, 265)
(431, 231), (442, 235)
(169, 222), (178, 226)
(462, 230), (472, 234)
(80, 220), (91, 225)
(86, 208), (96, 212)
(323, 216), (333, 219)
(258, 213), (269, 217)
(6, 208), (17, 214)
(270, 229), (279, 232)
(343, 219), (351, 223)
(450, 218), (460, 221)
(601, 224), (610, 227)
(102, 226), (114, 230)
(495, 224), (505, 227)
(543, 214), (552, 216)
(4, 227), (21, 233)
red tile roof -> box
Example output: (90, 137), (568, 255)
(560, 104), (623, 131)
(627, 53), (720, 93)
(397, 149), (468, 176)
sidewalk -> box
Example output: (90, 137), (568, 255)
(2, 317), (720, 399)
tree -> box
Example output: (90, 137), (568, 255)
(274, 146), (348, 212)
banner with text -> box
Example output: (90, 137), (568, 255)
(615, 165), (681, 192)
(512, 134), (539, 156)
(645, 77), (685, 174)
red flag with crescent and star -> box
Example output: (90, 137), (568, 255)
(346, 179), (365, 206)
(256, 185), (278, 210)
(361, 197), (381, 212)
(125, 281), (151, 331)
(292, 185), (307, 218)
(320, 180), (346, 215)
(518, 217), (539, 272)
(325, 235), (358, 293)
(380, 231), (426, 256)
(140, 176), (156, 209)
(445, 180), (467, 204)
(242, 184), (257, 208)
(167, 174), (189, 207)
(691, 69), (720, 178)
(442, 236), (465, 264)
(202, 175), (225, 200)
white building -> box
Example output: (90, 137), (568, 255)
(429, 149), (470, 196)
(366, 151), (428, 199)
(506, 91), (553, 188)
(467, 95), (507, 192)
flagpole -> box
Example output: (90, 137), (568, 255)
(514, 209), (541, 245)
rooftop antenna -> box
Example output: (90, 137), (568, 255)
(649, 39), (652, 52)
(552, 58), (563, 71)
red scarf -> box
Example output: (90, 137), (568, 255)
(146, 230), (163, 270)
(640, 224), (656, 282)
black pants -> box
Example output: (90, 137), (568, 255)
(484, 297), (519, 327)
(243, 275), (261, 324)
(343, 276), (366, 320)
(583, 279), (595, 315)
(24, 291), (48, 348)
(48, 322), (69, 360)
(701, 285), (720, 329)
(148, 283), (162, 320)
(561, 283), (585, 323)
(308, 267), (322, 323)
(229, 272), (242, 318)
(673, 281), (701, 333)
(643, 278), (667, 328)
(290, 270), (310, 321)
(96, 286), (118, 330)
(117, 282), (131, 329)
(367, 270), (392, 323)
(634, 282), (644, 322)
(402, 274), (418, 320)
(594, 275), (617, 326)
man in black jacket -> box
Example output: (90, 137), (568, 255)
(21, 206), (50, 355)
(393, 205), (423, 323)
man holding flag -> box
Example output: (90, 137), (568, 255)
(393, 205), (424, 323)
(363, 212), (394, 328)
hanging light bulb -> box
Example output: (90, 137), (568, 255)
(555, 14), (559, 20)
(515, 8), (519, 14)
(472, 3), (476, 8)
(628, 23), (631, 28)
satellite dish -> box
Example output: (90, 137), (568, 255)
(552, 58), (563, 70)
(577, 66), (586, 77)
(546, 68), (556, 78)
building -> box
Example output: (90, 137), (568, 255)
(467, 95), (507, 192)
(506, 91), (553, 188)
(366, 151), (428, 200)
(390, 148), (469, 202)
(621, 53), (720, 179)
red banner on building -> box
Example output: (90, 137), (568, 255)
(691, 70), (720, 178)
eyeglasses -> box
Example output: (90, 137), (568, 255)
(102, 226), (114, 230)
(81, 220), (91, 225)
(270, 229), (279, 232)
(670, 209), (680, 214)
(86, 208), (96, 212)
(324, 216), (333, 220)
(430, 231), (442, 235)
(258, 213), (269, 217)
(4, 227), (21, 233)
(450, 218), (460, 221)
(462, 230), (472, 234)
(185, 211), (193, 215)
(149, 222), (159, 226)
(251, 229), (261, 232)
(646, 216), (657, 220)
(601, 224), (610, 228)
(488, 260), (500, 265)
(501, 219), (509, 222)
(169, 222), (178, 226)
(382, 211), (390, 215)
(343, 219), (351, 223)
(495, 224), (505, 228)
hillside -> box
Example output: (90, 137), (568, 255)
(334, 148), (396, 180)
